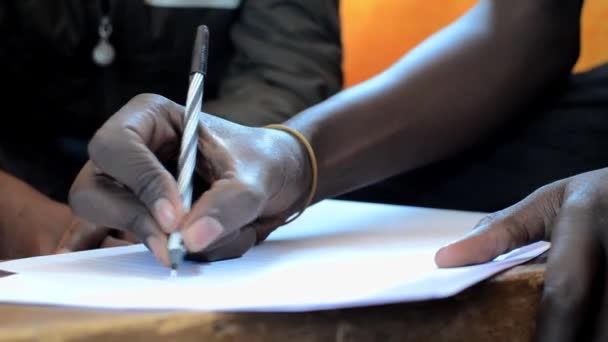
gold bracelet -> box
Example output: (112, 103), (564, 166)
(265, 124), (318, 224)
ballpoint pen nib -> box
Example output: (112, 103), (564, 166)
(170, 267), (177, 278)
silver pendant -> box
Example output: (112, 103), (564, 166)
(92, 39), (115, 66)
(92, 16), (115, 66)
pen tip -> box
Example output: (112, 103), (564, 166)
(170, 262), (179, 278)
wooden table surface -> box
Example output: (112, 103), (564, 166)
(0, 262), (546, 342)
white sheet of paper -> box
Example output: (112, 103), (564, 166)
(0, 200), (549, 312)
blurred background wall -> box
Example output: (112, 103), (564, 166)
(342, 0), (608, 87)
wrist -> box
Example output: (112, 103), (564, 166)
(263, 126), (314, 220)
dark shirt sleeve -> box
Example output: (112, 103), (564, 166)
(203, 0), (343, 126)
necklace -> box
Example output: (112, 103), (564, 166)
(92, 0), (115, 66)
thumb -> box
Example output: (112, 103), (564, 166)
(181, 178), (265, 253)
(435, 182), (564, 268)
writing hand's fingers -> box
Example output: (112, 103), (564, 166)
(57, 234), (132, 254)
(186, 226), (256, 262)
(56, 219), (110, 254)
(535, 203), (601, 342)
(253, 216), (289, 243)
(111, 231), (140, 243)
(435, 183), (563, 267)
(100, 236), (133, 248)
(186, 215), (286, 261)
(70, 162), (170, 265)
(181, 178), (265, 253)
(88, 94), (184, 233)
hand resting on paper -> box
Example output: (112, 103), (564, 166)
(69, 94), (311, 266)
(436, 168), (608, 342)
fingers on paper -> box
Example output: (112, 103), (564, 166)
(181, 178), (265, 253)
(435, 183), (563, 267)
(57, 222), (111, 254)
(70, 162), (170, 265)
(186, 226), (257, 262)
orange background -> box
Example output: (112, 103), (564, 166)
(342, 0), (608, 87)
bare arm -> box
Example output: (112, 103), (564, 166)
(287, 0), (582, 201)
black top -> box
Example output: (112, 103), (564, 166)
(0, 0), (342, 199)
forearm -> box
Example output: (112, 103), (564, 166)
(0, 170), (70, 258)
(286, 0), (582, 201)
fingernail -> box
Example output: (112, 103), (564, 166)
(183, 217), (224, 252)
(154, 199), (177, 232)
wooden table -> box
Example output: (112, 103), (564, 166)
(0, 262), (545, 342)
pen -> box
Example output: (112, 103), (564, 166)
(167, 25), (210, 276)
